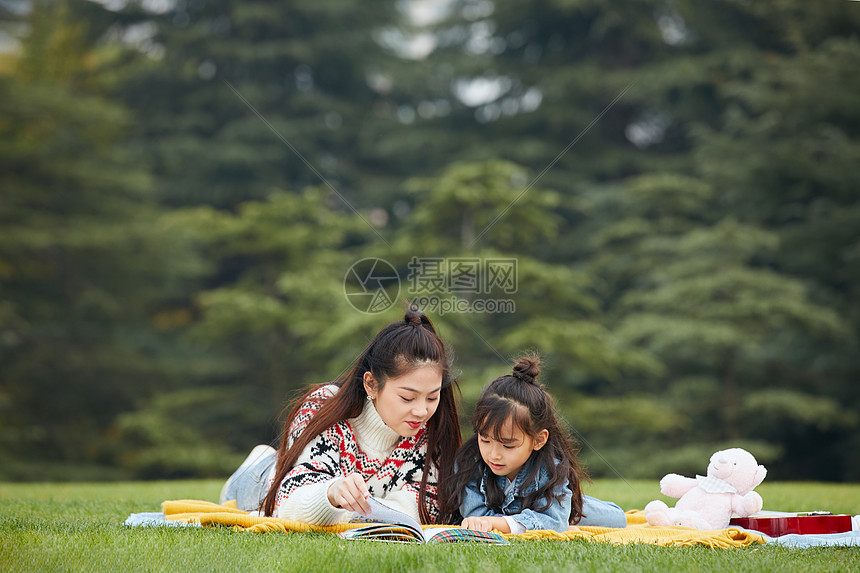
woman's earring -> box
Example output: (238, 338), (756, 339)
(367, 395), (373, 401)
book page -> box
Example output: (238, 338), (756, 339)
(422, 527), (509, 544)
(349, 497), (423, 534)
(340, 523), (424, 543)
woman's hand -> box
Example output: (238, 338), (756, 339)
(461, 516), (510, 533)
(327, 473), (371, 515)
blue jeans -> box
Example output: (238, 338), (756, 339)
(219, 445), (277, 512)
(579, 494), (627, 528)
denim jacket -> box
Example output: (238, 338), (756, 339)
(459, 456), (572, 532)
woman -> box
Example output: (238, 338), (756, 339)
(220, 306), (461, 525)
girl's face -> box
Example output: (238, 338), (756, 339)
(364, 363), (443, 437)
(478, 415), (548, 481)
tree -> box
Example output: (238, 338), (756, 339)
(87, 0), (416, 209)
(417, 0), (860, 479)
(577, 173), (856, 477)
(5, 0), (858, 482)
(0, 1), (204, 479)
(112, 187), (389, 459)
(379, 160), (661, 432)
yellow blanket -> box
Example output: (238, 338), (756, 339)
(161, 500), (766, 547)
(162, 499), (361, 534)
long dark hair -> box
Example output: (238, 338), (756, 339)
(440, 355), (586, 524)
(261, 305), (462, 522)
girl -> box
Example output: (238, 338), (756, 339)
(440, 355), (626, 533)
(220, 306), (461, 525)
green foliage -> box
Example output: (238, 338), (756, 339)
(742, 390), (858, 433)
(501, 318), (663, 384)
(114, 388), (245, 478)
(561, 394), (688, 436)
(583, 441), (785, 482)
(2, 0), (858, 482)
(404, 160), (561, 251)
(571, 163), (856, 471)
(0, 0), (208, 478)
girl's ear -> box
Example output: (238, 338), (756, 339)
(363, 371), (377, 399)
(533, 429), (549, 451)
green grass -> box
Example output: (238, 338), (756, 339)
(1, 479), (859, 572)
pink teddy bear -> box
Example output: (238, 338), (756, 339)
(644, 448), (767, 530)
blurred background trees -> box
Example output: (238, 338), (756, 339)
(1, 0), (858, 482)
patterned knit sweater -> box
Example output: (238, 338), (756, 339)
(275, 385), (438, 525)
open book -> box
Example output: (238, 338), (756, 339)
(339, 498), (508, 544)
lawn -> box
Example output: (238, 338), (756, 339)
(1, 479), (858, 572)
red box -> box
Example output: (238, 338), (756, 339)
(730, 514), (853, 537)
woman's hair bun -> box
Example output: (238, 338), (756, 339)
(511, 355), (541, 384)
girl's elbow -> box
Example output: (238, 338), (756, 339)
(550, 515), (570, 533)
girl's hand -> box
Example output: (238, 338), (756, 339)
(327, 473), (371, 515)
(461, 516), (510, 533)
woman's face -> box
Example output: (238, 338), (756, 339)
(364, 363), (443, 437)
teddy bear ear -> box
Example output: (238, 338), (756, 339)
(753, 465), (767, 488)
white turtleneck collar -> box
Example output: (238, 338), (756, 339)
(349, 399), (402, 459)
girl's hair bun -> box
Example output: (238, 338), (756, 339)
(511, 355), (541, 384)
(404, 304), (426, 327)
